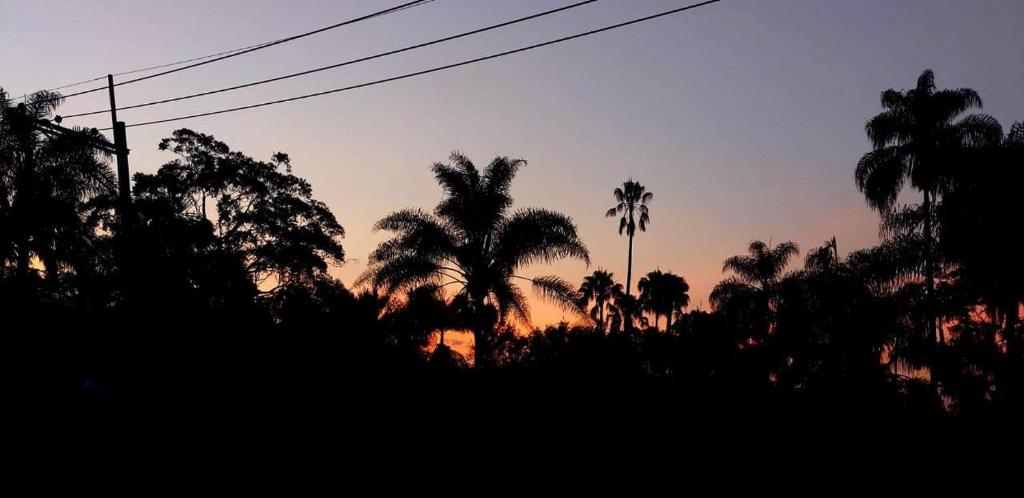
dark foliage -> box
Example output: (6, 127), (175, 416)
(3, 72), (1023, 424)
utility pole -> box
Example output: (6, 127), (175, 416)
(107, 74), (131, 211)
(104, 74), (136, 300)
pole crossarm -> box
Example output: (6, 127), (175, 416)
(30, 117), (118, 154)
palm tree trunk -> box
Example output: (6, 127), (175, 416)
(666, 311), (673, 333)
(15, 231), (30, 280)
(474, 326), (492, 369)
(42, 249), (59, 288)
(923, 189), (939, 344)
(626, 234), (634, 296)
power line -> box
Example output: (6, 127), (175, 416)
(109, 42), (278, 79)
(62, 0), (601, 120)
(33, 41), (279, 95)
(29, 1), (431, 99)
(26, 0), (433, 104)
(101, 0), (723, 131)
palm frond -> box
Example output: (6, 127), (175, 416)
(955, 114), (1003, 147)
(24, 90), (63, 118)
(638, 210), (650, 231)
(856, 146), (908, 212)
(526, 274), (586, 317)
(370, 208), (457, 263)
(773, 241), (800, 260)
(865, 109), (913, 149)
(357, 254), (445, 293)
(491, 278), (531, 326)
(722, 254), (759, 283)
(494, 207), (590, 269)
(932, 87), (983, 120)
(709, 277), (758, 310)
(879, 89), (905, 110)
(483, 156), (525, 201)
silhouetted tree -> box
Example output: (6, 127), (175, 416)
(577, 269), (621, 333)
(711, 240), (798, 341)
(134, 129), (345, 294)
(6, 73), (1024, 420)
(804, 236), (839, 274)
(637, 269), (690, 331)
(769, 238), (895, 394)
(606, 179), (651, 296)
(398, 283), (453, 352)
(0, 87), (115, 287)
(610, 291), (645, 333)
(856, 69), (1002, 343)
(939, 121), (1024, 353)
(360, 152), (589, 368)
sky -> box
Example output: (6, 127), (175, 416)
(3, 0), (1023, 330)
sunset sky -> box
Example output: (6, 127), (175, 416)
(3, 0), (1023, 330)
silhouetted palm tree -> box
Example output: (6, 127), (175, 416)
(1, 87), (115, 284)
(804, 236), (839, 274)
(606, 179), (651, 296)
(577, 269), (621, 333)
(360, 152), (589, 368)
(856, 69), (1002, 343)
(711, 240), (798, 339)
(718, 240), (799, 292)
(608, 291), (645, 333)
(939, 121), (1024, 351)
(638, 269), (690, 331)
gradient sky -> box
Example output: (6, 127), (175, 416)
(3, 0), (1023, 329)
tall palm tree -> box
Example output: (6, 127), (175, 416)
(710, 240), (799, 339)
(855, 69), (1002, 343)
(577, 269), (621, 333)
(360, 152), (589, 368)
(606, 179), (651, 296)
(638, 269), (690, 332)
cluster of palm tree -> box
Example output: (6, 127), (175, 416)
(576, 269), (620, 332)
(854, 70), (1022, 380)
(3, 68), (1023, 416)
(575, 268), (689, 334)
(693, 70), (1022, 412)
(855, 69), (1004, 345)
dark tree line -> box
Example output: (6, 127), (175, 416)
(2, 70), (1022, 419)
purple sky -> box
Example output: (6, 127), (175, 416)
(3, 0), (1023, 325)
